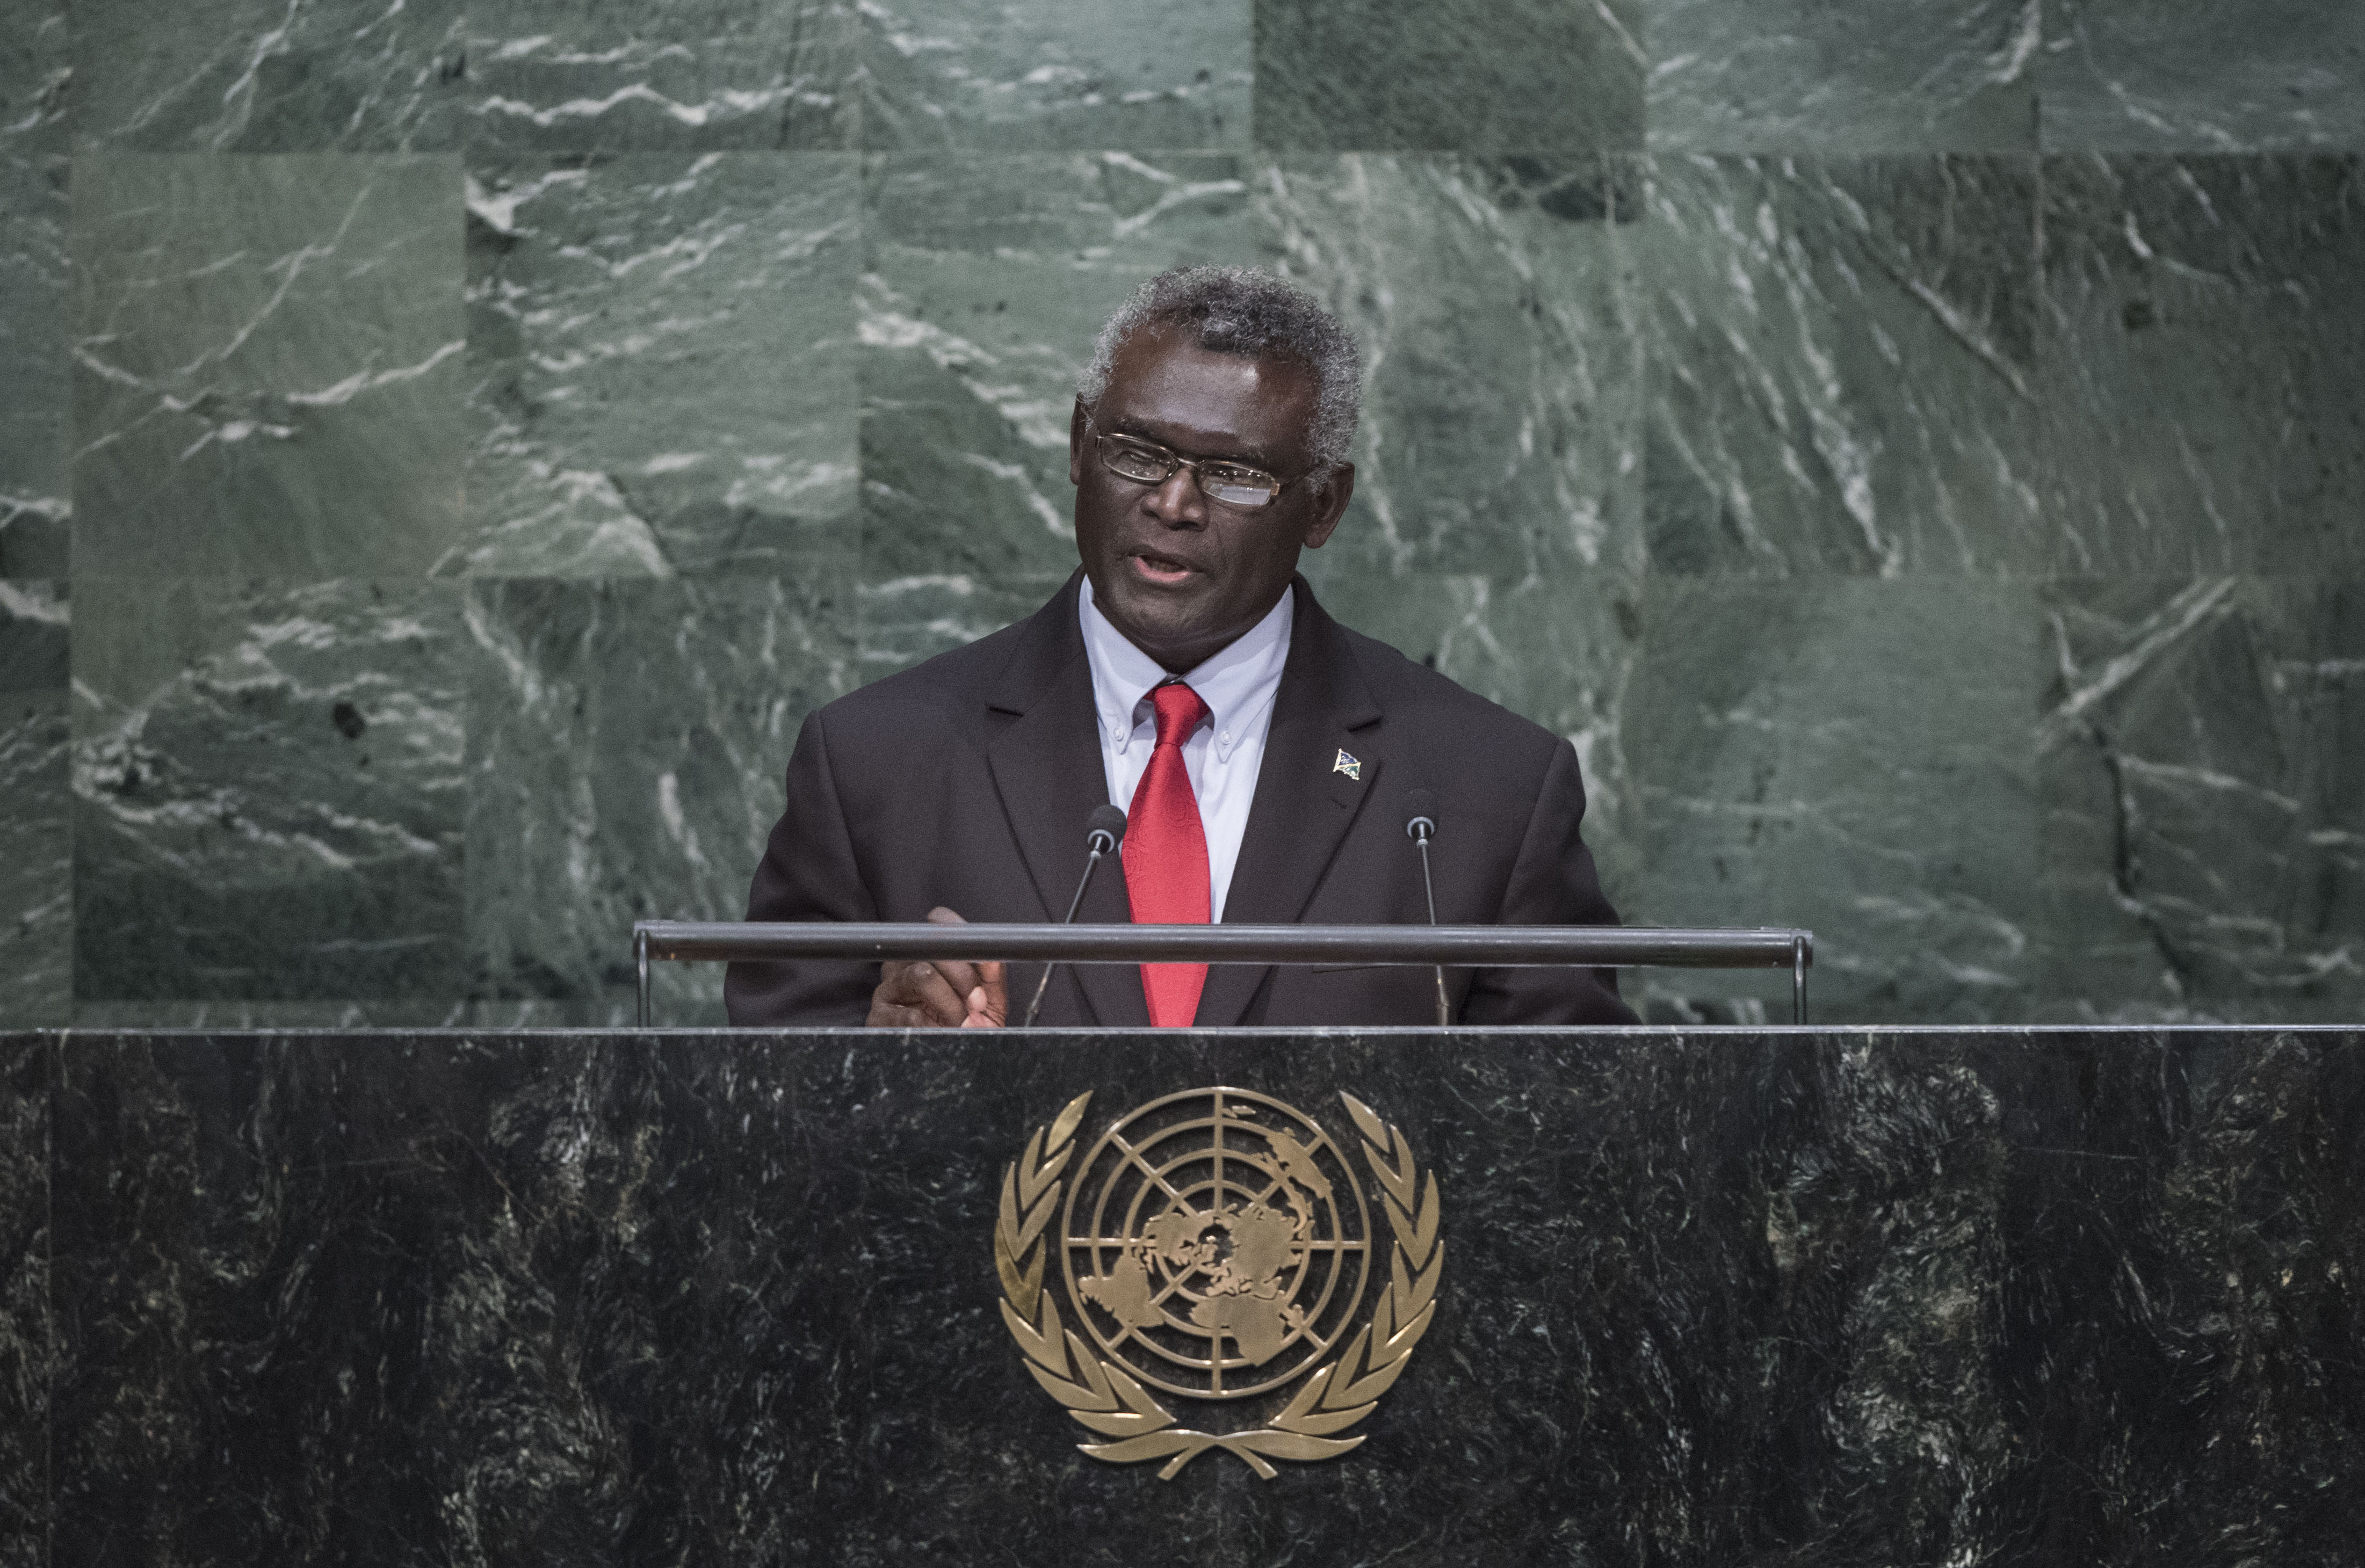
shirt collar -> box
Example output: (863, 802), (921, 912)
(1079, 576), (1294, 763)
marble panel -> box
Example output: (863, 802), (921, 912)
(65, 998), (664, 1029)
(43, 1027), (2365, 1563)
(1623, 577), (2042, 1023)
(1252, 0), (1644, 153)
(69, 154), (465, 581)
(70, 999), (465, 1029)
(2038, 578), (2365, 1022)
(2, 0), (70, 584)
(465, 0), (856, 153)
(854, 570), (1069, 680)
(70, 578), (469, 1002)
(69, 0), (462, 151)
(1641, 154), (2047, 577)
(2039, 155), (2365, 577)
(0, 583), (70, 1029)
(464, 576), (857, 1021)
(50, 1033), (656, 1562)
(858, 151), (1258, 582)
(459, 153), (859, 577)
(857, 0), (1249, 152)
(2041, 0), (2365, 153)
(0, 1035), (43, 1566)
(0, 0), (69, 154)
(1259, 155), (1645, 583)
(0, 151), (69, 579)
(1644, 0), (2039, 154)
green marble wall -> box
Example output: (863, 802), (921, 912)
(2, 0), (2359, 1027)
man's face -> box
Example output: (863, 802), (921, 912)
(1069, 324), (1355, 673)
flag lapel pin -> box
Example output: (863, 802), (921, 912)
(1333, 749), (1362, 781)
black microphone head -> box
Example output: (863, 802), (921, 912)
(1405, 788), (1437, 840)
(1086, 803), (1128, 853)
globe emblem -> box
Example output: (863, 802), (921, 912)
(1061, 1087), (1372, 1399)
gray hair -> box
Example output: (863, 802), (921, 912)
(1077, 266), (1362, 474)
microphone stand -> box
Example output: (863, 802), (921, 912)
(1024, 808), (1126, 1027)
(1405, 791), (1450, 1026)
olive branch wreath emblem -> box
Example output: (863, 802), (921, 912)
(993, 1090), (1444, 1480)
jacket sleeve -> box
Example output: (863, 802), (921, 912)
(1459, 738), (1640, 1026)
(722, 709), (882, 1026)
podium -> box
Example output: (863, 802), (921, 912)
(9, 1023), (2360, 1563)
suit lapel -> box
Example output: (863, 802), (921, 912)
(1194, 579), (1384, 1027)
(985, 573), (1150, 1027)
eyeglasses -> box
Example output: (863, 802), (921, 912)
(1083, 410), (1299, 510)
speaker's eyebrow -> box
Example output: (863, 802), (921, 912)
(1103, 418), (1284, 471)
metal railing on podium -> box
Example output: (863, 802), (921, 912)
(630, 922), (1816, 1027)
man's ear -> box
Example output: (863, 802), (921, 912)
(1069, 398), (1089, 486)
(1300, 461), (1355, 548)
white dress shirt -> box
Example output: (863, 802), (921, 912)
(1078, 576), (1292, 923)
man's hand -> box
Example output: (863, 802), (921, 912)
(865, 906), (1006, 1028)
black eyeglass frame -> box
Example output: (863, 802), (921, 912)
(1079, 407), (1320, 510)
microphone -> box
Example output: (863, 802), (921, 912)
(1404, 789), (1450, 1026)
(1024, 804), (1128, 1027)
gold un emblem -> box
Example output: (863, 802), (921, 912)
(994, 1087), (1444, 1479)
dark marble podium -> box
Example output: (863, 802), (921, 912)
(3, 1026), (2359, 1566)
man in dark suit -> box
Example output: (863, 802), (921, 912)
(727, 266), (1634, 1028)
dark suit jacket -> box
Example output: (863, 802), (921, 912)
(725, 572), (1637, 1027)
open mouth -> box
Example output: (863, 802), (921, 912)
(1129, 550), (1197, 584)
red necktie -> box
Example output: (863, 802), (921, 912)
(1122, 682), (1212, 1027)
